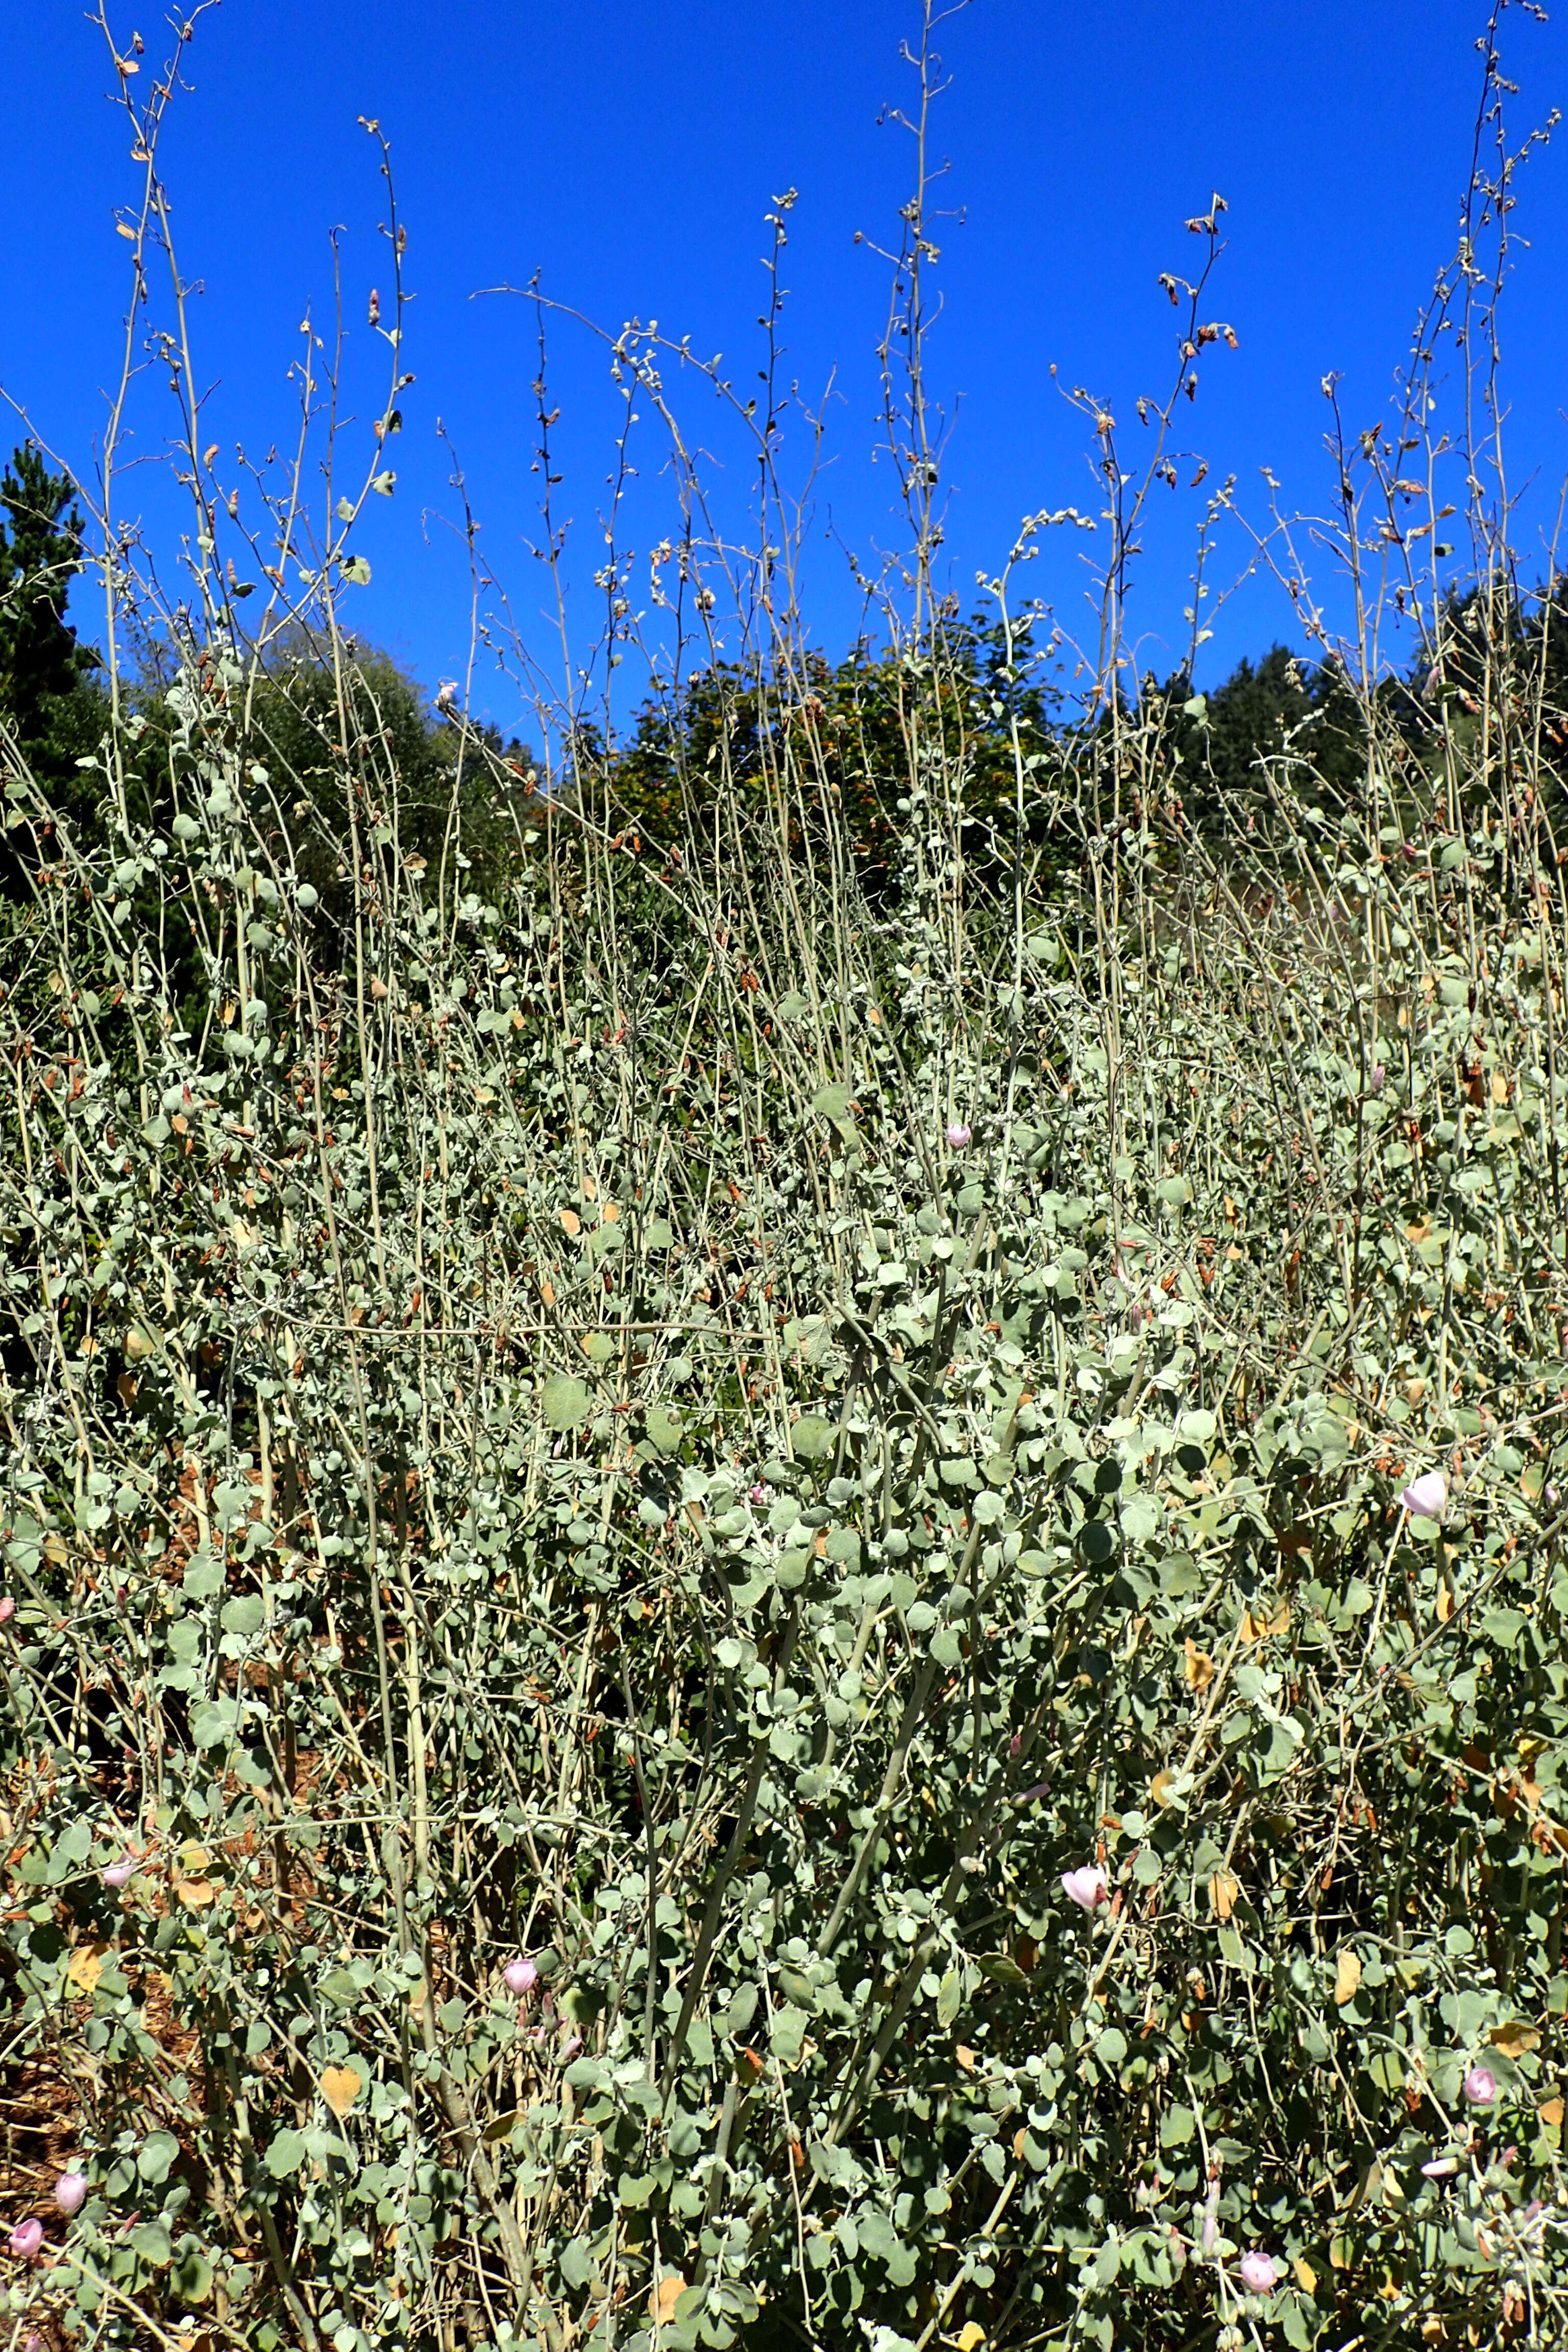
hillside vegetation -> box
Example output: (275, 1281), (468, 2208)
(4, 9), (1568, 2352)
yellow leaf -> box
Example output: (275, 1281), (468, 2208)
(1492, 1070), (1510, 1106)
(1538, 2096), (1563, 2128)
(1488, 2019), (1541, 2057)
(954, 2045), (976, 2073)
(66, 1940), (108, 1995)
(601, 1201), (621, 1223)
(559, 1208), (580, 1236)
(1294, 2256), (1318, 2295)
(176, 1879), (217, 1909)
(1150, 1769), (1175, 1809)
(540, 1280), (555, 1308)
(1241, 1597), (1289, 1642)
(1335, 1948), (1362, 2006)
(321, 2065), (364, 2118)
(1183, 1638), (1214, 1692)
(958, 2328), (987, 2351)
(650, 2273), (685, 2324)
(1436, 1582), (1455, 1624)
(1209, 1870), (1239, 1921)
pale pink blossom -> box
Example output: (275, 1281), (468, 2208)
(101, 1857), (136, 1889)
(946, 1121), (972, 1150)
(503, 1956), (538, 1997)
(0, 1596), (14, 1624)
(749, 1484), (767, 1505)
(1420, 2156), (1460, 2178)
(1238, 2250), (1278, 2294)
(1399, 1471), (1448, 1521)
(7, 2218), (43, 2260)
(1061, 1864), (1109, 1911)
(1464, 2065), (1497, 2108)
(53, 2172), (87, 2217)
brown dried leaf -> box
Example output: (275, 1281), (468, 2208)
(1209, 1870), (1239, 1921)
(1183, 1638), (1214, 1692)
(1488, 2019), (1540, 2057)
(1334, 1948), (1362, 2006)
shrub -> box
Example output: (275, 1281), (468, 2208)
(3, 12), (1568, 2352)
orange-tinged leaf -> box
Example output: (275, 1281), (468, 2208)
(1334, 1948), (1362, 2006)
(1150, 1770), (1175, 1809)
(66, 1939), (108, 1995)
(1538, 2096), (1564, 2128)
(1488, 2019), (1541, 2057)
(1436, 1583), (1455, 1623)
(958, 2328), (987, 2351)
(1209, 1870), (1239, 1921)
(559, 1208), (580, 1236)
(650, 2273), (685, 2324)
(322, 2065), (363, 2118)
(1294, 2256), (1318, 2295)
(954, 2045), (976, 2073)
(540, 1280), (555, 1308)
(601, 1201), (621, 1223)
(176, 1879), (217, 1909)
(1183, 1638), (1214, 1692)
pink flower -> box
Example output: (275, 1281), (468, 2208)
(1464, 2065), (1497, 2107)
(1061, 1865), (1109, 1911)
(54, 2172), (87, 2217)
(1238, 2250), (1278, 2295)
(1420, 2156), (1460, 2178)
(0, 1595), (14, 1624)
(749, 1484), (767, 1505)
(101, 1857), (136, 1889)
(503, 1956), (538, 1997)
(1399, 1471), (1447, 1521)
(1367, 1064), (1386, 1094)
(7, 2218), (43, 2260)
(1008, 1731), (1023, 1758)
(946, 1121), (972, 1150)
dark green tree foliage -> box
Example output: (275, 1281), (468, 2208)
(608, 617), (1063, 893)
(1157, 645), (1369, 822)
(0, 443), (109, 886)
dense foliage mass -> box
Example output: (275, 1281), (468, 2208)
(5, 8), (1568, 2349)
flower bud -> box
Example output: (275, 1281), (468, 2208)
(1060, 1864), (1108, 1911)
(54, 2172), (88, 2217)
(7, 2218), (44, 2260)
(1464, 2064), (1497, 2107)
(945, 1121), (972, 1150)
(1238, 2250), (1278, 2294)
(1399, 1470), (1447, 1521)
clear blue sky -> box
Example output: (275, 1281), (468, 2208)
(3, 0), (1565, 739)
